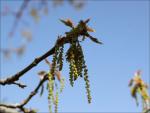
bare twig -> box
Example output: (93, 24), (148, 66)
(12, 81), (27, 88)
(0, 76), (47, 113)
(19, 76), (47, 107)
(0, 104), (18, 109)
(0, 104), (35, 113)
(0, 106), (20, 113)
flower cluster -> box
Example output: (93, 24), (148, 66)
(39, 58), (65, 113)
(50, 43), (64, 79)
(129, 70), (150, 112)
(46, 19), (101, 112)
(47, 72), (65, 113)
(65, 40), (91, 103)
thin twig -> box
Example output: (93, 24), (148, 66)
(12, 81), (27, 88)
(0, 76), (47, 113)
(19, 76), (47, 107)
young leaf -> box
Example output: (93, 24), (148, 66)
(88, 35), (103, 44)
(86, 26), (95, 32)
(60, 19), (74, 28)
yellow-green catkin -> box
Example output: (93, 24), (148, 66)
(69, 53), (74, 86)
(65, 39), (92, 103)
(60, 77), (65, 93)
(55, 91), (59, 113)
(68, 49), (79, 86)
(66, 41), (80, 86)
(70, 53), (78, 81)
(76, 42), (92, 103)
(83, 65), (92, 103)
(58, 45), (64, 71)
(66, 46), (74, 86)
(51, 44), (59, 80)
(76, 42), (84, 77)
(48, 73), (55, 113)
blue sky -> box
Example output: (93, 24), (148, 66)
(0, 0), (149, 112)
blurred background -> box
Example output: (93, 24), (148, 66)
(0, 0), (149, 112)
